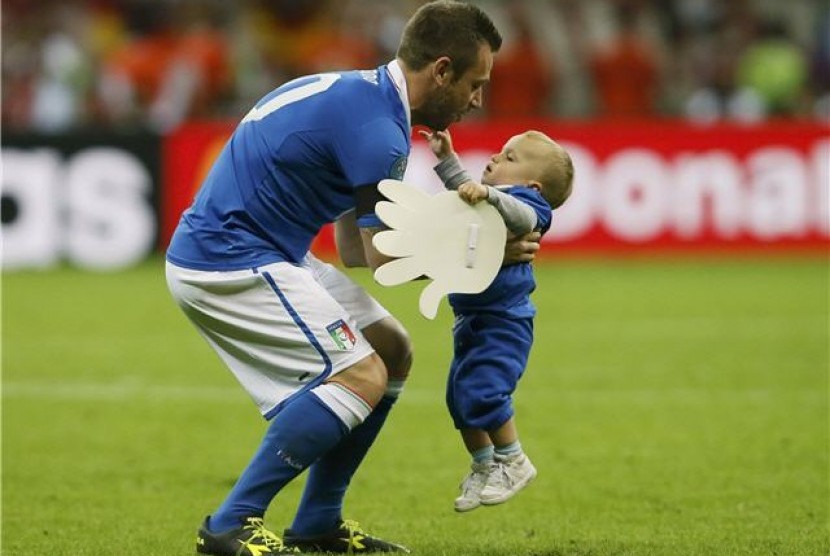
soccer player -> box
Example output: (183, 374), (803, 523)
(165, 2), (516, 555)
(421, 128), (574, 512)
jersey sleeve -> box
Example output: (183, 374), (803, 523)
(336, 117), (409, 228)
(509, 188), (553, 234)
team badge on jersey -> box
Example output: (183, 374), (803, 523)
(389, 155), (408, 180)
(326, 319), (357, 351)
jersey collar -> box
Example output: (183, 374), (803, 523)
(386, 59), (411, 130)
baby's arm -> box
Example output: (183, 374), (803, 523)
(433, 153), (537, 235)
(423, 130), (537, 234)
(458, 181), (488, 203)
(421, 130), (471, 190)
(485, 188), (538, 235)
(420, 130), (454, 160)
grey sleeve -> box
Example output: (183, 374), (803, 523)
(433, 154), (472, 190)
(486, 188), (538, 235)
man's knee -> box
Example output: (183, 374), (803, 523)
(361, 317), (413, 380)
(328, 352), (388, 407)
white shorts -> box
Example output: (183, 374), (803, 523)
(165, 254), (390, 418)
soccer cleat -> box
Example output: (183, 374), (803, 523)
(454, 460), (493, 512)
(479, 453), (537, 506)
(283, 519), (410, 553)
(196, 516), (299, 555)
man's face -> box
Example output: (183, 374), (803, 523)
(420, 43), (493, 131)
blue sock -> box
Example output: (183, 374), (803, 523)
(495, 440), (522, 459)
(472, 445), (494, 464)
(208, 392), (349, 533)
(289, 394), (398, 536)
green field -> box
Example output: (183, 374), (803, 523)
(3, 256), (828, 555)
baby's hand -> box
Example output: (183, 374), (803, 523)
(419, 129), (454, 159)
(457, 181), (489, 204)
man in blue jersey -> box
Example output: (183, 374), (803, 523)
(166, 2), (519, 554)
(421, 128), (574, 512)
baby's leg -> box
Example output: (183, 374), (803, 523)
(454, 428), (494, 512)
(481, 417), (537, 506)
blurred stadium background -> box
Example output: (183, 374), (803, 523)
(2, 1), (828, 555)
(3, 0), (829, 129)
(2, 0), (829, 269)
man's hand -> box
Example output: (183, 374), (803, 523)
(503, 231), (541, 265)
(458, 181), (489, 204)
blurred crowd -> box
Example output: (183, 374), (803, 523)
(3, 0), (828, 134)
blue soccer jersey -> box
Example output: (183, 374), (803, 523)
(167, 64), (411, 270)
(448, 186), (552, 318)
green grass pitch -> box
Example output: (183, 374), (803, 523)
(3, 255), (828, 555)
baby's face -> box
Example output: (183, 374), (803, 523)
(481, 133), (546, 187)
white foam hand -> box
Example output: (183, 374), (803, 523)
(372, 179), (506, 319)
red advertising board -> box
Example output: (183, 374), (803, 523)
(162, 120), (829, 257)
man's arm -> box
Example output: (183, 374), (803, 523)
(354, 184), (397, 271)
(335, 213), (395, 272)
(334, 210), (368, 268)
(359, 226), (396, 271)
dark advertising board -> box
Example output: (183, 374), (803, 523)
(2, 131), (161, 270)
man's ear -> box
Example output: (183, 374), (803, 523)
(526, 180), (543, 193)
(432, 56), (454, 86)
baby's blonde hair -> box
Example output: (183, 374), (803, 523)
(524, 130), (574, 209)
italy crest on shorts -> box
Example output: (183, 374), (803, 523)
(326, 319), (357, 351)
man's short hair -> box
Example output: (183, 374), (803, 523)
(397, 1), (502, 80)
